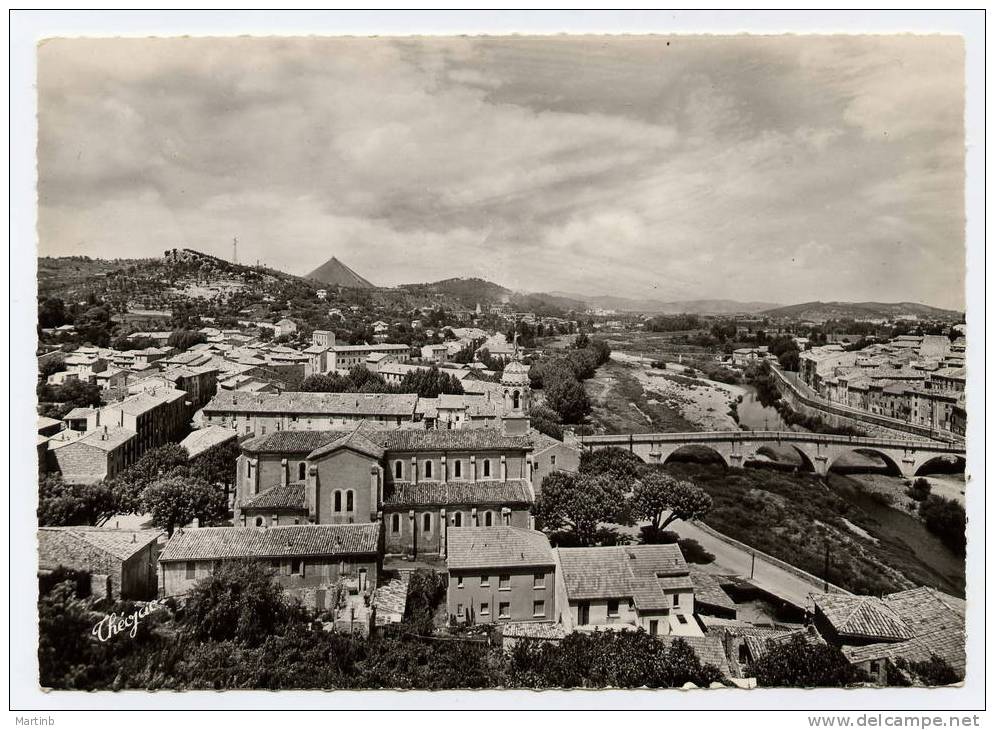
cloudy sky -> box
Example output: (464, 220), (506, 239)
(38, 35), (965, 309)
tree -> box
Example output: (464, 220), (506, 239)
(182, 561), (290, 647)
(543, 374), (591, 424)
(918, 495), (966, 556)
(573, 332), (590, 350)
(140, 475), (228, 537)
(753, 634), (866, 688)
(191, 438), (241, 494)
(631, 471), (713, 531)
(110, 443), (190, 514)
(38, 473), (116, 527)
(529, 403), (564, 441)
(579, 446), (644, 482)
(534, 472), (628, 546)
(38, 354), (67, 380)
(38, 297), (68, 329)
(167, 329), (207, 350)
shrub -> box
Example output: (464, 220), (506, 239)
(918, 495), (966, 556)
(908, 478), (932, 501)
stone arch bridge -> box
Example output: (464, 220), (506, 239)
(579, 431), (966, 479)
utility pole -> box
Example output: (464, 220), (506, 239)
(824, 542), (830, 592)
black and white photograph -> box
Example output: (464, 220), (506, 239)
(9, 9), (985, 719)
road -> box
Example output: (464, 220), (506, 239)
(666, 519), (839, 608)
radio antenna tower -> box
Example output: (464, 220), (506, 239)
(232, 236), (238, 265)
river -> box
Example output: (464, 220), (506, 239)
(735, 385), (798, 432)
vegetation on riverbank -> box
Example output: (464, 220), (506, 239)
(665, 463), (963, 597)
(746, 363), (865, 436)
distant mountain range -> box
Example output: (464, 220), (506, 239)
(759, 301), (963, 322)
(305, 257), (376, 289)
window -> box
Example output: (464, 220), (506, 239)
(607, 600), (620, 618)
(672, 593), (680, 608)
(499, 575), (510, 591)
(533, 572), (544, 589)
(550, 455), (556, 466)
(298, 463), (306, 481)
(394, 460), (403, 479)
(456, 575), (463, 588)
(346, 490), (354, 512)
(456, 603), (463, 617)
(453, 512), (462, 527)
(533, 601), (545, 618)
(499, 602), (510, 619)
(738, 644), (748, 664)
(270, 559), (281, 571)
(676, 614), (688, 625)
(480, 575), (490, 587)
(649, 620), (659, 636)
(261, 425), (267, 435)
(391, 513), (400, 533)
(185, 561), (196, 579)
(334, 491), (342, 512)
(453, 460), (462, 479)
(291, 558), (303, 576)
(255, 516), (264, 527)
(422, 513), (432, 533)
(870, 661), (880, 675)
(484, 511), (493, 527)
(479, 602), (490, 616)
(483, 459), (491, 478)
(424, 460), (433, 479)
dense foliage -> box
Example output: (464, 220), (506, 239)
(918, 495), (966, 556)
(753, 635), (866, 688)
(38, 473), (116, 527)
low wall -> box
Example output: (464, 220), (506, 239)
(692, 520), (852, 598)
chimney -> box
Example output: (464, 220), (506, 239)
(101, 425), (108, 440)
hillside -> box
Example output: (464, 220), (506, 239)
(547, 291), (779, 314)
(760, 301), (963, 322)
(305, 256), (376, 289)
(398, 277), (511, 307)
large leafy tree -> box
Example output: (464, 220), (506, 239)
(543, 375), (591, 424)
(182, 560), (290, 647)
(534, 472), (628, 546)
(579, 446), (645, 482)
(753, 634), (866, 688)
(38, 473), (116, 527)
(110, 443), (190, 514)
(631, 470), (713, 531)
(529, 403), (564, 441)
(140, 474), (227, 536)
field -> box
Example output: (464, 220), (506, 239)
(584, 359), (699, 434)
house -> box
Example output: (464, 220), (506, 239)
(88, 387), (188, 455)
(179, 425), (239, 460)
(38, 527), (162, 599)
(49, 426), (137, 484)
(555, 544), (699, 637)
(37, 416), (64, 438)
(529, 431), (581, 493)
(446, 526), (556, 625)
(812, 588), (965, 684)
(275, 318), (298, 338)
(157, 522), (381, 598)
(316, 289), (328, 301)
(62, 407), (97, 432)
(421, 343), (449, 364)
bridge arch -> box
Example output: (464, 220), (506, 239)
(745, 444), (817, 473)
(662, 444), (729, 469)
(827, 448), (903, 477)
(913, 454), (966, 477)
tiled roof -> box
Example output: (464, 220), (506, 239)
(840, 587), (965, 675)
(447, 527), (554, 570)
(690, 568), (738, 613)
(379, 429), (533, 451)
(500, 621), (567, 640)
(62, 407), (96, 420)
(814, 593), (915, 642)
(204, 391), (419, 416)
(308, 426), (387, 460)
(50, 426), (135, 452)
(180, 426), (238, 458)
(241, 482), (307, 511)
(242, 431), (340, 454)
(39, 527), (162, 566)
(744, 626), (824, 663)
(383, 479), (533, 507)
(658, 635), (731, 677)
(159, 523), (381, 562)
(556, 545), (690, 607)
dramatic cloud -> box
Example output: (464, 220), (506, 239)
(37, 35), (965, 309)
